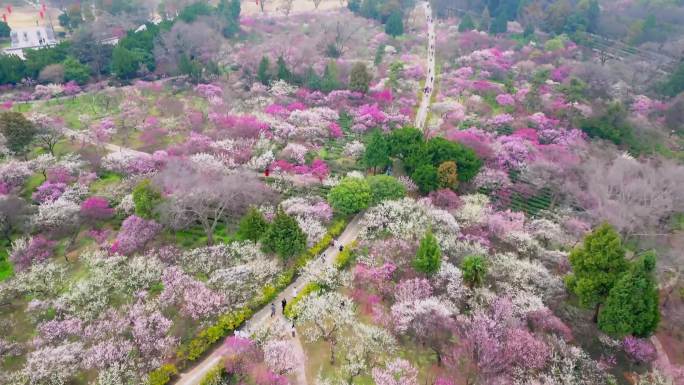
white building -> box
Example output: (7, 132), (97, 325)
(3, 26), (59, 59)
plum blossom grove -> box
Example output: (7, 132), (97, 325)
(0, 1), (682, 385)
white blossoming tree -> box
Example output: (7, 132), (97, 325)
(295, 292), (356, 364)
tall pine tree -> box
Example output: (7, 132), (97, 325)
(261, 208), (307, 260)
(413, 230), (441, 275)
(598, 252), (660, 338)
(362, 130), (391, 174)
(566, 223), (629, 322)
(237, 207), (268, 244)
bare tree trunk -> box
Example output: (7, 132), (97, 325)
(330, 338), (336, 365)
(592, 303), (600, 323)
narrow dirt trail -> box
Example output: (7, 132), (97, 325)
(290, 333), (308, 385)
(414, 1), (436, 131)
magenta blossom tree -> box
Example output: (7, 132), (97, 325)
(110, 215), (161, 255)
(80, 196), (114, 222)
(9, 235), (57, 271)
(623, 336), (656, 363)
(32, 181), (67, 203)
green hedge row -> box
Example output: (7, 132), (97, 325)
(198, 362), (226, 385)
(285, 239), (359, 318)
(147, 217), (348, 385)
(148, 364), (178, 385)
(283, 282), (322, 319)
(334, 240), (358, 270)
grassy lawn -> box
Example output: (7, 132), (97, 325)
(170, 222), (236, 250)
(0, 240), (13, 281)
(89, 172), (123, 194)
(20, 172), (46, 200)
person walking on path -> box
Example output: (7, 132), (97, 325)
(281, 299), (287, 314)
(271, 303), (276, 317)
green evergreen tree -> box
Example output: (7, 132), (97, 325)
(304, 66), (322, 90)
(0, 21), (10, 38)
(178, 54), (203, 83)
(586, 0), (600, 33)
(362, 130), (391, 174)
(411, 164), (439, 194)
(490, 13), (508, 34)
(132, 179), (162, 219)
(349, 62), (372, 94)
(425, 137), (482, 182)
(479, 8), (491, 32)
(0, 54), (27, 85)
(566, 223), (629, 322)
(229, 0), (241, 19)
(461, 255), (487, 288)
(62, 56), (91, 84)
(413, 230), (441, 275)
(111, 46), (139, 79)
(388, 126), (423, 158)
(598, 252), (660, 338)
(458, 14), (475, 32)
(662, 62), (684, 97)
(321, 61), (340, 93)
(261, 208), (307, 260)
(257, 56), (271, 85)
(523, 23), (535, 37)
(385, 10), (404, 37)
(0, 112), (36, 155)
(276, 56), (292, 82)
(237, 207), (268, 244)
(387, 61), (404, 90)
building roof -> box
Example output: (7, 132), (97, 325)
(9, 26), (58, 50)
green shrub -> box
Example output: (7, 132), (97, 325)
(334, 240), (358, 270)
(147, 364), (178, 385)
(260, 284), (278, 304)
(284, 282), (321, 318)
(199, 363), (226, 385)
(367, 175), (406, 204)
(328, 177), (372, 215)
(132, 179), (161, 219)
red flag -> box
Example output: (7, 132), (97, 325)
(7, 5), (12, 14)
(39, 10), (44, 19)
(1, 14), (6, 22)
(255, 0), (258, 5)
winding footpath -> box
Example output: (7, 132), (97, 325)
(415, 1), (436, 131)
(172, 3), (438, 384)
(173, 214), (365, 385)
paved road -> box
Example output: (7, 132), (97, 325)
(173, 214), (365, 385)
(414, 1), (436, 131)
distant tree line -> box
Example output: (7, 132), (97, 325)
(347, 0), (415, 37)
(0, 0), (240, 85)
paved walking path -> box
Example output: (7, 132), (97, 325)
(173, 3), (436, 383)
(174, 214), (364, 385)
(414, 1), (436, 131)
